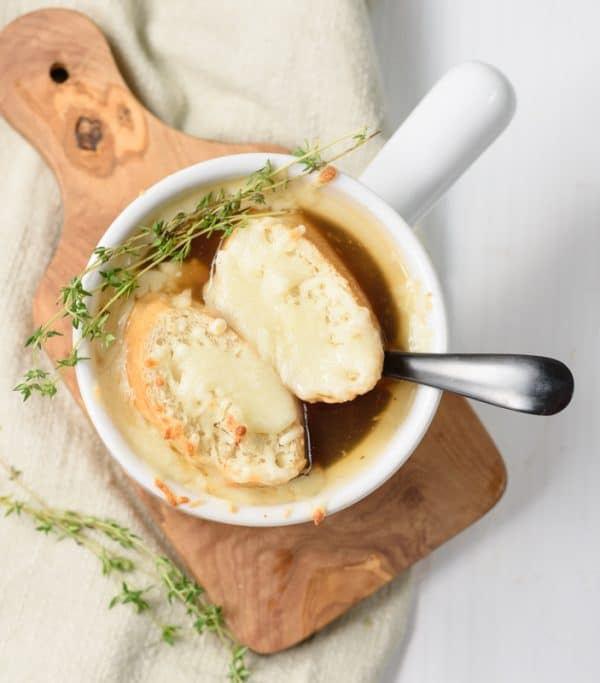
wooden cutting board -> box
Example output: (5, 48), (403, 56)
(0, 9), (507, 654)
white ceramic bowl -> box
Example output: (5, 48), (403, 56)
(76, 62), (515, 526)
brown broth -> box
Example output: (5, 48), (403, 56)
(300, 209), (400, 346)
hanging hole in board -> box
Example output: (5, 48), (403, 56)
(49, 63), (69, 84)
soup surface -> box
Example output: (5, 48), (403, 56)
(94, 177), (432, 512)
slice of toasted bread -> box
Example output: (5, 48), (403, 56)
(204, 217), (384, 403)
(124, 293), (306, 486)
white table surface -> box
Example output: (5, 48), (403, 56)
(370, 2), (600, 682)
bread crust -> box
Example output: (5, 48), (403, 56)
(125, 294), (171, 428)
(298, 217), (383, 340)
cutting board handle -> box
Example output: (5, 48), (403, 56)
(0, 8), (156, 194)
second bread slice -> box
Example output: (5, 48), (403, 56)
(204, 217), (384, 403)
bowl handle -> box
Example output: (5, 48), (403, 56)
(360, 62), (515, 225)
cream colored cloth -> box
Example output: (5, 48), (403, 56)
(0, 2), (411, 681)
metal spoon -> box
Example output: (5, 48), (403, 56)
(383, 352), (574, 415)
(300, 352), (573, 474)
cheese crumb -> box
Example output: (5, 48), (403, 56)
(292, 224), (306, 238)
(172, 288), (192, 309)
(279, 424), (304, 446)
(312, 506), (326, 526)
(208, 317), (227, 335)
(154, 478), (189, 507)
(317, 165), (337, 185)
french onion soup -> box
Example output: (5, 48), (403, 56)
(93, 178), (432, 510)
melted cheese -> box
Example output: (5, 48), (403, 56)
(204, 218), (383, 402)
(157, 329), (298, 434)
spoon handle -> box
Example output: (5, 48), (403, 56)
(383, 352), (574, 415)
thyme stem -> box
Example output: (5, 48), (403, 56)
(0, 457), (250, 681)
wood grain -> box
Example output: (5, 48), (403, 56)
(0, 8), (506, 654)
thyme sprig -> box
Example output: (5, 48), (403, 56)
(0, 459), (250, 682)
(14, 128), (378, 401)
